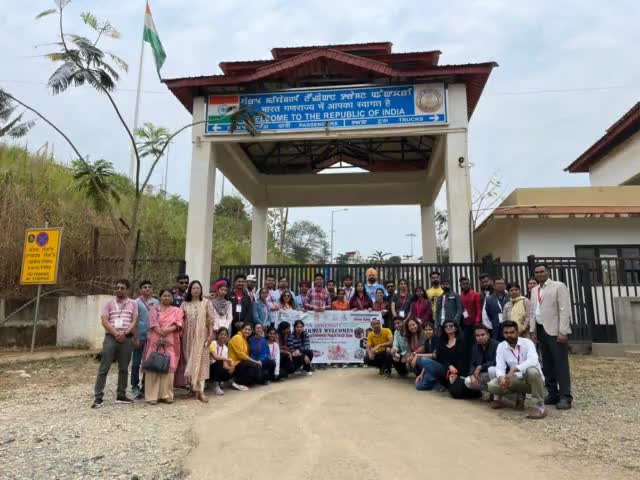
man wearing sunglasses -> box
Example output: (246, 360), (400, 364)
(92, 279), (138, 409)
(171, 274), (190, 307)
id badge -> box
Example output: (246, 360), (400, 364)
(114, 316), (123, 329)
(463, 310), (469, 319)
(236, 305), (242, 313)
(498, 313), (504, 323)
(399, 310), (405, 318)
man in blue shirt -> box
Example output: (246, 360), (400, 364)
(132, 280), (159, 398)
(294, 280), (310, 310)
(365, 268), (385, 302)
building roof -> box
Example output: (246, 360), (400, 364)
(565, 102), (640, 173)
(475, 186), (640, 233)
(163, 42), (497, 119)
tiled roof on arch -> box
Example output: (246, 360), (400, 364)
(164, 42), (497, 119)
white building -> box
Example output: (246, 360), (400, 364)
(475, 102), (640, 262)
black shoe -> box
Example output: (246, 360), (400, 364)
(91, 399), (104, 409)
(378, 367), (384, 375)
(115, 395), (133, 404)
(556, 398), (572, 410)
(384, 370), (392, 378)
(544, 395), (560, 405)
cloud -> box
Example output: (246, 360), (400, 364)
(1, 0), (639, 258)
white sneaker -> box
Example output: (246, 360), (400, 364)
(304, 371), (313, 377)
(232, 382), (249, 391)
(214, 383), (224, 396)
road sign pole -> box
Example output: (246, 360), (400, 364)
(30, 284), (42, 353)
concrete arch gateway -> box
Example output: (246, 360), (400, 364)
(164, 42), (497, 283)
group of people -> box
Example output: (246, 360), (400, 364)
(363, 264), (573, 419)
(91, 264), (573, 420)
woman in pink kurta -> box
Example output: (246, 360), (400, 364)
(143, 289), (184, 404)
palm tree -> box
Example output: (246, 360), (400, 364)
(71, 158), (121, 213)
(368, 250), (392, 263)
(0, 92), (34, 139)
(19, 2), (269, 276)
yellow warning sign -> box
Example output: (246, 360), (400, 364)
(20, 228), (62, 285)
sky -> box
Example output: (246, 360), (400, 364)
(2, 0), (639, 260)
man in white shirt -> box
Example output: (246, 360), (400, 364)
(488, 320), (547, 419)
(530, 264), (573, 410)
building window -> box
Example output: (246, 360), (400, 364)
(575, 245), (640, 286)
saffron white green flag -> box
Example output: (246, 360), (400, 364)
(143, 1), (166, 78)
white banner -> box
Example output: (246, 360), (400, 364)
(277, 310), (383, 364)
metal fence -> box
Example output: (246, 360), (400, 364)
(220, 255), (640, 345)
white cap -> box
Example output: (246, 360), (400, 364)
(246, 274), (257, 281)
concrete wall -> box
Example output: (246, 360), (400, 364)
(589, 133), (640, 186)
(515, 217), (640, 260)
(474, 218), (519, 260)
(475, 217), (640, 261)
(614, 296), (640, 343)
(56, 295), (111, 350)
(0, 297), (58, 348)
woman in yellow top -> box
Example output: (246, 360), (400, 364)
(227, 323), (263, 390)
(503, 283), (533, 337)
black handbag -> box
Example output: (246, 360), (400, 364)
(143, 342), (170, 373)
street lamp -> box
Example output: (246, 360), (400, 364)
(330, 208), (349, 263)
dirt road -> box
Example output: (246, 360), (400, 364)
(186, 369), (632, 480)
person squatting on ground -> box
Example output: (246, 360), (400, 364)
(488, 320), (547, 419)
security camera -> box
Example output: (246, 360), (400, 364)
(458, 156), (465, 167)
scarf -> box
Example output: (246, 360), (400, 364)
(510, 296), (527, 331)
(212, 296), (229, 317)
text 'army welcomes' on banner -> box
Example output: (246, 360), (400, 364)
(277, 310), (383, 364)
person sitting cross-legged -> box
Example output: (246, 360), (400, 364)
(415, 319), (467, 392)
(365, 318), (393, 377)
(464, 323), (499, 394)
(249, 324), (276, 384)
(487, 320), (547, 419)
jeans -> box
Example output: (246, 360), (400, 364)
(415, 357), (446, 391)
(94, 334), (134, 401)
(537, 324), (572, 400)
(488, 367), (545, 406)
(130, 339), (146, 389)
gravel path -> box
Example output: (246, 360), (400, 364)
(1, 355), (638, 479)
(0, 357), (198, 480)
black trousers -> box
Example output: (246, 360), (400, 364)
(537, 324), (572, 400)
(365, 351), (391, 372)
(292, 349), (314, 372)
(392, 359), (409, 376)
(233, 360), (263, 386)
(279, 353), (295, 379)
(261, 358), (276, 382)
(210, 360), (231, 383)
(462, 324), (476, 366)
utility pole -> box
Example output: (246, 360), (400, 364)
(330, 208), (348, 264)
(406, 233), (416, 259)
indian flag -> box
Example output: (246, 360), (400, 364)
(208, 95), (240, 124)
(143, 1), (166, 78)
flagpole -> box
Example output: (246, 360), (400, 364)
(129, 2), (147, 181)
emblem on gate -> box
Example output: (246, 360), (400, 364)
(415, 89), (443, 113)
